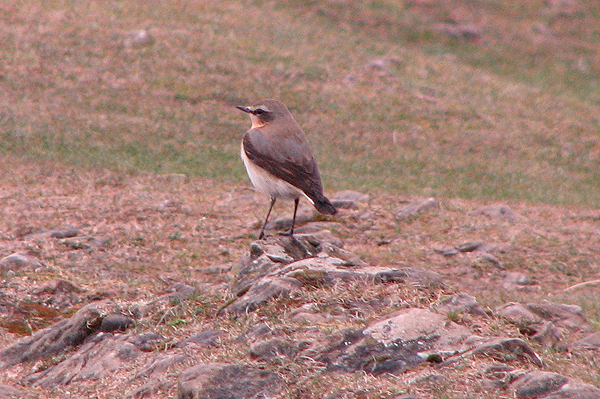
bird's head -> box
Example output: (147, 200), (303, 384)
(236, 99), (291, 128)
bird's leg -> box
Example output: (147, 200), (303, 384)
(259, 197), (276, 239)
(280, 198), (300, 238)
(289, 197), (299, 237)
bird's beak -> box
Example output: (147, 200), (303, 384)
(236, 105), (252, 113)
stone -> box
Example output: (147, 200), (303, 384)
(512, 371), (568, 398)
(249, 337), (298, 361)
(99, 314), (135, 333)
(179, 330), (224, 348)
(372, 267), (442, 288)
(364, 308), (474, 354)
(477, 205), (520, 221)
(395, 198), (439, 220)
(0, 300), (113, 368)
(530, 322), (561, 348)
(469, 338), (543, 367)
(435, 293), (487, 317)
(235, 322), (275, 343)
(332, 190), (370, 203)
(177, 363), (283, 399)
(0, 251), (44, 274)
(127, 354), (187, 399)
(49, 228), (80, 239)
(265, 207), (318, 231)
(497, 301), (592, 337)
(0, 384), (26, 398)
(24, 332), (142, 387)
(223, 276), (302, 315)
(317, 329), (424, 375)
(571, 332), (600, 350)
(124, 29), (155, 48)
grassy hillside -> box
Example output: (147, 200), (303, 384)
(1, 0), (599, 206)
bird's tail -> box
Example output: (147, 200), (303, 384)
(313, 195), (337, 215)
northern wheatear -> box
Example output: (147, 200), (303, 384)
(236, 99), (337, 239)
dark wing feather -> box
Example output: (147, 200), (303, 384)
(243, 129), (324, 201)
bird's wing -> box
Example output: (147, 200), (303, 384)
(243, 129), (324, 199)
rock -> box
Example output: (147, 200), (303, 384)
(0, 251), (44, 274)
(0, 384), (26, 398)
(571, 332), (600, 350)
(24, 332), (142, 387)
(129, 332), (165, 352)
(364, 308), (474, 355)
(223, 276), (302, 315)
(435, 293), (487, 317)
(395, 198), (439, 220)
(127, 354), (187, 399)
(49, 278), (85, 293)
(468, 338), (543, 367)
(477, 205), (520, 221)
(249, 337), (298, 361)
(265, 207), (318, 232)
(502, 272), (539, 291)
(332, 190), (370, 203)
(526, 301), (591, 333)
(49, 228), (80, 239)
(0, 300), (113, 368)
(124, 29), (155, 48)
(317, 329), (424, 375)
(497, 301), (592, 337)
(434, 23), (482, 41)
(100, 314), (135, 333)
(513, 371), (568, 398)
(235, 322), (275, 343)
(481, 363), (516, 389)
(530, 322), (561, 348)
(179, 330), (224, 348)
(372, 267), (442, 288)
(177, 363), (284, 399)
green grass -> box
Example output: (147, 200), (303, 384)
(1, 0), (600, 206)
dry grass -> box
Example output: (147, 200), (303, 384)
(0, 157), (599, 397)
(1, 0), (600, 205)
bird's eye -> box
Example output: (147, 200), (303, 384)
(254, 109), (266, 115)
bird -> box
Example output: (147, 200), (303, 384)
(236, 99), (337, 239)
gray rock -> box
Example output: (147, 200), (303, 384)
(179, 330), (224, 348)
(249, 337), (298, 361)
(265, 207), (318, 231)
(571, 332), (600, 350)
(177, 363), (283, 399)
(235, 322), (274, 343)
(24, 332), (142, 387)
(395, 198), (440, 220)
(0, 251), (44, 274)
(513, 371), (568, 398)
(435, 293), (487, 317)
(332, 190), (370, 202)
(100, 314), (135, 333)
(364, 308), (474, 355)
(477, 205), (520, 221)
(530, 322), (561, 348)
(317, 329), (424, 375)
(50, 228), (80, 239)
(497, 301), (592, 337)
(0, 384), (26, 398)
(373, 267), (442, 288)
(223, 276), (302, 315)
(468, 338), (543, 367)
(127, 354), (187, 399)
(0, 300), (113, 368)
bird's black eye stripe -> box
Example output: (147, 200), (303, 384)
(254, 108), (267, 115)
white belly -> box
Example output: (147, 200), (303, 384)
(241, 144), (306, 201)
